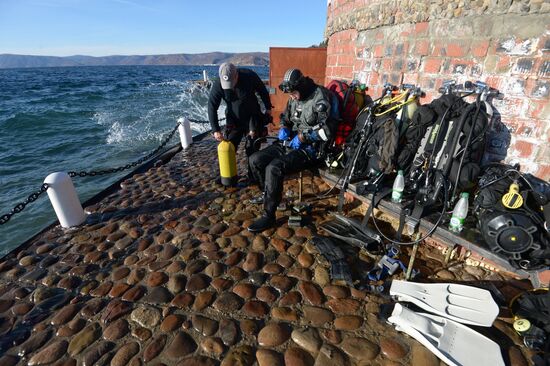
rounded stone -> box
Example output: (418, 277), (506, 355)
(411, 343), (439, 366)
(57, 318), (86, 337)
(131, 306), (161, 328)
(284, 347), (314, 366)
(320, 329), (341, 345)
(242, 252), (262, 272)
(132, 327), (151, 342)
(340, 337), (380, 361)
(204, 263), (224, 277)
(110, 342), (140, 366)
(212, 292), (243, 312)
(103, 318), (129, 341)
(200, 337), (225, 356)
(298, 281), (323, 306)
(109, 283), (131, 298)
(121, 285), (145, 302)
(263, 263), (283, 274)
(315, 344), (348, 366)
(258, 323), (290, 347)
(256, 349), (283, 366)
(171, 293), (194, 309)
(326, 298), (360, 314)
(233, 283), (256, 300)
(256, 286), (278, 303)
(240, 319), (259, 336)
(271, 307), (299, 322)
(334, 315), (363, 330)
(297, 252), (314, 267)
(111, 267), (130, 281)
(291, 328), (322, 354)
(277, 253), (295, 268)
(219, 319), (239, 346)
(242, 300), (269, 317)
(302, 306), (334, 326)
(221, 345), (255, 366)
(193, 291), (216, 311)
(252, 236), (267, 251)
(147, 271), (168, 287)
(288, 268), (312, 281)
(50, 303), (79, 326)
(143, 334), (167, 362)
(167, 274), (187, 294)
(162, 331), (197, 360)
(313, 266), (330, 286)
(18, 329), (53, 357)
(160, 314), (183, 332)
(270, 275), (295, 292)
(322, 285), (350, 299)
(380, 337), (408, 360)
(192, 315), (219, 336)
(28, 340), (68, 365)
(185, 274), (210, 292)
(279, 291), (302, 306)
(142, 286), (173, 304)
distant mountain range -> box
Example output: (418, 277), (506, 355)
(0, 52), (269, 69)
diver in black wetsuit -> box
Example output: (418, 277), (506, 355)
(208, 63), (272, 183)
(247, 68), (335, 232)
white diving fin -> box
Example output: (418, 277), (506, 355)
(388, 303), (505, 366)
(389, 280), (499, 327)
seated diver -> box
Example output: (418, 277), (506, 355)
(247, 68), (334, 232)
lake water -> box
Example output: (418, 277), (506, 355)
(0, 65), (269, 255)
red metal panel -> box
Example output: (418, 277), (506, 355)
(269, 47), (327, 123)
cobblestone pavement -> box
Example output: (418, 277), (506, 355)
(0, 138), (534, 365)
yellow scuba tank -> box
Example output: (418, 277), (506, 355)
(217, 140), (237, 186)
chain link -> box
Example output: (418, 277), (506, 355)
(0, 184), (49, 225)
(1, 118), (210, 225)
(68, 122), (181, 178)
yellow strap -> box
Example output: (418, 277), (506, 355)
(375, 95), (418, 117)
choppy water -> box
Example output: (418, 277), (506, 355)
(0, 65), (269, 255)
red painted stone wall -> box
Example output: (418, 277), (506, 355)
(325, 0), (550, 179)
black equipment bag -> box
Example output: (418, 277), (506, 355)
(474, 164), (550, 270)
(343, 111), (399, 179)
(400, 93), (489, 195)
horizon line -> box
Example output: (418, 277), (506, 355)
(0, 51), (270, 58)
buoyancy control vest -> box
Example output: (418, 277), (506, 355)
(340, 88), (419, 180)
(474, 164), (550, 270)
(402, 93), (489, 196)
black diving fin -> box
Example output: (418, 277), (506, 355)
(320, 213), (382, 253)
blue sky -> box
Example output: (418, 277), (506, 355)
(0, 0), (328, 56)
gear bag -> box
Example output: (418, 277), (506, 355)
(340, 87), (420, 180)
(326, 80), (369, 146)
(401, 93), (489, 194)
(474, 164), (550, 270)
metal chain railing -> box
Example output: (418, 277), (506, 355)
(0, 184), (49, 225)
(0, 119), (190, 225)
(68, 122), (181, 178)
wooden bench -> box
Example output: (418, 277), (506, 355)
(318, 168), (549, 287)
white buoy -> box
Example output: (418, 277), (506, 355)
(43, 172), (86, 228)
(178, 117), (193, 149)
(203, 70), (208, 82)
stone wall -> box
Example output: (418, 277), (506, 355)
(325, 0), (550, 179)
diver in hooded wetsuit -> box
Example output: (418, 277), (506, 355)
(247, 68), (334, 232)
(208, 63), (273, 183)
